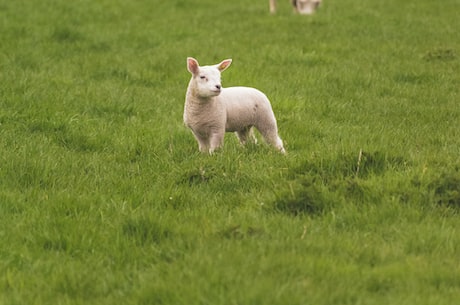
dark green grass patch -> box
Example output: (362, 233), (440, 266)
(274, 179), (331, 216)
(423, 48), (457, 62)
(123, 217), (174, 246)
(273, 150), (410, 214)
(430, 169), (460, 209)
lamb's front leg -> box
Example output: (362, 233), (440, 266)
(192, 131), (210, 153)
(208, 131), (225, 154)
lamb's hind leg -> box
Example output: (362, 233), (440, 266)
(236, 127), (257, 145)
(269, 0), (276, 14)
(258, 126), (286, 154)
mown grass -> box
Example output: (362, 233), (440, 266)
(1, 0), (459, 304)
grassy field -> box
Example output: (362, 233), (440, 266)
(1, 0), (459, 304)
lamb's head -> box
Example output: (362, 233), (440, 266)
(296, 0), (321, 15)
(187, 57), (232, 98)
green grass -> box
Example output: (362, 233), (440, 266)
(1, 0), (459, 304)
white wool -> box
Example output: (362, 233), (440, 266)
(270, 0), (322, 15)
(184, 57), (285, 154)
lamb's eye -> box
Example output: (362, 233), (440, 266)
(200, 76), (206, 80)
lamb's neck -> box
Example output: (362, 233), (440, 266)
(186, 90), (216, 106)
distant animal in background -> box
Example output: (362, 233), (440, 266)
(269, 0), (322, 15)
(184, 57), (285, 154)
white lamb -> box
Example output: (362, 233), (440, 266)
(270, 0), (322, 15)
(184, 57), (285, 154)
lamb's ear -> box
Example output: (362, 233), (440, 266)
(217, 59), (232, 72)
(187, 57), (200, 75)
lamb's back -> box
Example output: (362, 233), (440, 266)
(219, 87), (275, 132)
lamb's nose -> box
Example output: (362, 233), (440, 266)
(215, 84), (221, 90)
